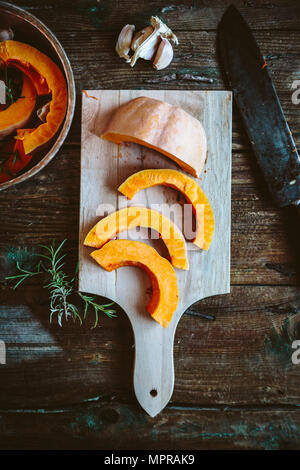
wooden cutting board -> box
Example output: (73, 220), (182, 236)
(79, 90), (232, 417)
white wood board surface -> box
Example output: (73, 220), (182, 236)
(79, 90), (232, 416)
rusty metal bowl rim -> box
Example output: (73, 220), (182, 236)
(0, 1), (76, 192)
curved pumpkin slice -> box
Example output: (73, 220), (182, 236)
(0, 40), (68, 154)
(91, 240), (179, 328)
(84, 206), (188, 270)
(7, 60), (49, 95)
(119, 169), (214, 250)
(101, 96), (207, 177)
(0, 75), (36, 139)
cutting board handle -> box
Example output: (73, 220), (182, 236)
(131, 317), (177, 417)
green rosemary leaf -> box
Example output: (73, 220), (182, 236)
(6, 240), (116, 328)
(12, 151), (18, 167)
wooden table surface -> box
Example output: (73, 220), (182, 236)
(0, 0), (300, 450)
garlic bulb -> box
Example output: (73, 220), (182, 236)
(130, 16), (178, 68)
(115, 24), (135, 62)
(153, 38), (173, 70)
(115, 16), (178, 70)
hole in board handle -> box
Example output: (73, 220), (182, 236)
(150, 389), (158, 397)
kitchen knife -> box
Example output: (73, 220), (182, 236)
(218, 5), (300, 276)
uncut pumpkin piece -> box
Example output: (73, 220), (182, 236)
(84, 206), (188, 270)
(0, 74), (36, 139)
(91, 240), (179, 328)
(0, 40), (68, 155)
(119, 169), (214, 250)
(101, 96), (207, 178)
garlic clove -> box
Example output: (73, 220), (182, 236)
(130, 16), (178, 68)
(37, 101), (51, 123)
(115, 24), (135, 62)
(131, 26), (154, 51)
(153, 38), (173, 70)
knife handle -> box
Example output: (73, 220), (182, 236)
(281, 201), (300, 282)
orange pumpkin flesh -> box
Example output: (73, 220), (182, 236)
(0, 40), (68, 154)
(84, 206), (188, 270)
(101, 96), (207, 178)
(91, 240), (179, 328)
(119, 169), (214, 250)
(7, 60), (49, 95)
(0, 75), (36, 139)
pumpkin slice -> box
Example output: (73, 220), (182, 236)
(7, 60), (49, 95)
(119, 169), (214, 250)
(0, 139), (32, 183)
(91, 240), (179, 328)
(0, 40), (68, 154)
(84, 206), (188, 270)
(101, 96), (207, 177)
(0, 74), (36, 139)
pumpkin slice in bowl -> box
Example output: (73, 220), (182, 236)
(119, 169), (214, 250)
(0, 40), (68, 155)
(101, 96), (207, 177)
(0, 74), (36, 139)
(84, 206), (188, 270)
(0, 139), (32, 183)
(91, 239), (179, 328)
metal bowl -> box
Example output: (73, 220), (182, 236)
(0, 1), (76, 191)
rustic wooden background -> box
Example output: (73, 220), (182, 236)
(0, 0), (300, 450)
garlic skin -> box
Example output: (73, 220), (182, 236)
(131, 26), (161, 61)
(153, 38), (173, 70)
(115, 24), (135, 62)
(0, 27), (14, 42)
(131, 26), (154, 52)
(130, 16), (178, 67)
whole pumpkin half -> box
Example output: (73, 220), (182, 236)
(101, 96), (207, 177)
(0, 40), (68, 155)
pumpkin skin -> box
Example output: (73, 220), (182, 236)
(0, 40), (68, 154)
(101, 96), (207, 177)
(0, 75), (36, 139)
(119, 169), (214, 250)
(84, 206), (188, 270)
(91, 240), (179, 328)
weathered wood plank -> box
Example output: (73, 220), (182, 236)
(11, 0), (300, 32)
(0, 285), (299, 408)
(79, 89), (232, 416)
(1, 402), (300, 450)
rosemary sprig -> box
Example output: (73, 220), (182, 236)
(79, 293), (117, 329)
(6, 240), (116, 328)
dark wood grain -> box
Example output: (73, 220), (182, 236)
(0, 0), (300, 450)
(0, 285), (299, 408)
(2, 402), (300, 450)
(11, 0), (300, 32)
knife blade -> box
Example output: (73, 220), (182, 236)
(218, 5), (300, 207)
(218, 5), (300, 277)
